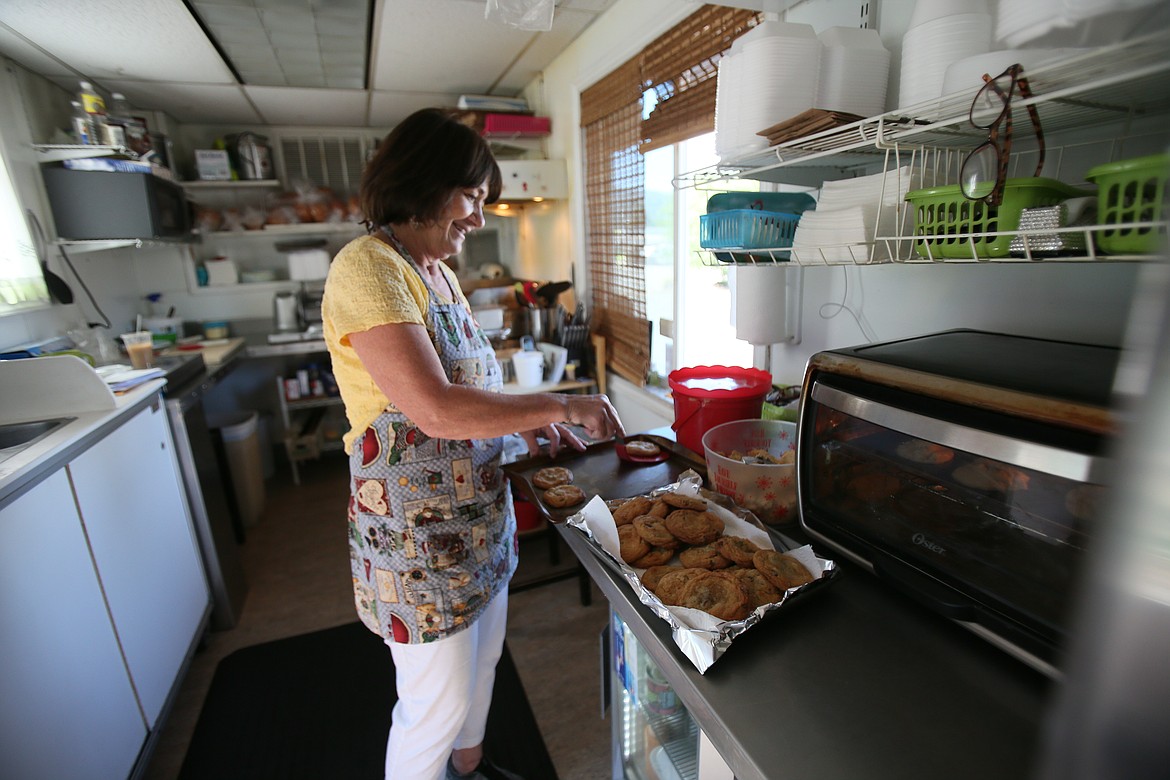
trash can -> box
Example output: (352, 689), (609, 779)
(212, 411), (267, 528)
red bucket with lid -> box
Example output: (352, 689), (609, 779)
(667, 365), (772, 454)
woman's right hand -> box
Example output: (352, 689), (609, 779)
(563, 394), (626, 442)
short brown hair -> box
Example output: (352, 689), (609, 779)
(360, 108), (502, 231)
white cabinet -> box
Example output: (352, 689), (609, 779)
(0, 470), (147, 780)
(68, 400), (209, 728)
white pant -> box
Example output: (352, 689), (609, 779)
(383, 588), (509, 780)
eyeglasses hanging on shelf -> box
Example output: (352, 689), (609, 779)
(960, 63), (1047, 207)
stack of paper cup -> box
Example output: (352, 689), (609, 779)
(899, 0), (993, 111)
(816, 26), (891, 118)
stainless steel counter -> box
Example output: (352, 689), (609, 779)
(558, 522), (1052, 780)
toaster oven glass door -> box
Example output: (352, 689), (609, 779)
(799, 379), (1110, 664)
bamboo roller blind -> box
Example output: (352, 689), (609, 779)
(580, 5), (759, 386)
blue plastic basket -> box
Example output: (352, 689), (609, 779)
(699, 209), (801, 250)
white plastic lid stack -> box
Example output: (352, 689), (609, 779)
(997, 0), (1169, 48)
(899, 0), (993, 111)
(816, 26), (891, 118)
(940, 48), (1091, 99)
(714, 49), (743, 160)
(717, 21), (821, 161)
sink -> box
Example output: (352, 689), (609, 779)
(0, 417), (76, 451)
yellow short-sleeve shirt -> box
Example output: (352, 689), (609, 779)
(322, 234), (468, 453)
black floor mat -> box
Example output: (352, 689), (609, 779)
(179, 622), (558, 780)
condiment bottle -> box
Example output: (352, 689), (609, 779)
(76, 81), (108, 143)
(70, 100), (96, 145)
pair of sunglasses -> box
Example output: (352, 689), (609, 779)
(960, 63), (1046, 207)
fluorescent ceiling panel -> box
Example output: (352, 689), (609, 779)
(189, 0), (371, 89)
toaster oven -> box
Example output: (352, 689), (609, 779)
(797, 330), (1119, 677)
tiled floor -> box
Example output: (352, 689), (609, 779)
(143, 454), (612, 780)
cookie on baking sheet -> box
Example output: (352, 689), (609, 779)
(533, 465), (573, 489)
(752, 549), (815, 591)
(618, 524), (650, 564)
(661, 491), (707, 511)
(633, 515), (681, 549)
(730, 568), (783, 610)
(714, 535), (762, 567)
(633, 546), (675, 568)
(625, 440), (662, 457)
(678, 543), (733, 570)
(680, 571), (750, 621)
(612, 496), (654, 526)
(543, 484), (585, 508)
(895, 440), (955, 465)
(664, 509), (724, 545)
(654, 567), (707, 606)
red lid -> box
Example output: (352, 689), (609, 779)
(668, 365), (772, 399)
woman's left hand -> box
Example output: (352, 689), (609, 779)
(521, 423), (589, 458)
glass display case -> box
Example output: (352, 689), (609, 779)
(609, 610), (732, 780)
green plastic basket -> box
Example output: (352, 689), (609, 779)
(1084, 153), (1170, 255)
(905, 178), (1090, 259)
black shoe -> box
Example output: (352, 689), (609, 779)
(446, 755), (525, 780)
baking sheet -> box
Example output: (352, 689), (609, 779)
(565, 470), (839, 673)
(502, 434), (706, 523)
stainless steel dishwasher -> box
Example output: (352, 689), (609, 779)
(160, 354), (248, 630)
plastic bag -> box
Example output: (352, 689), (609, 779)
(484, 0), (554, 31)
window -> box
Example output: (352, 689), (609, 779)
(580, 4), (760, 386)
(0, 139), (47, 312)
(644, 132), (755, 382)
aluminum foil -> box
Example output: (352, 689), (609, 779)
(565, 470), (838, 673)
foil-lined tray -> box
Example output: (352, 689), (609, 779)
(566, 470), (838, 673)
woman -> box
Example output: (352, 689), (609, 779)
(322, 108), (624, 780)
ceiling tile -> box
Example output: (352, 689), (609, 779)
(368, 90), (459, 128)
(495, 7), (592, 91)
(0, 0), (622, 127)
(371, 0), (535, 94)
(245, 84), (368, 125)
(101, 80), (263, 124)
(1, 0), (235, 84)
(192, 4), (264, 28)
(0, 23), (75, 78)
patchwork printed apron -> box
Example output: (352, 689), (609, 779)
(347, 246), (516, 644)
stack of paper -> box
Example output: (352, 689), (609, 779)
(792, 166), (920, 263)
(95, 364), (165, 393)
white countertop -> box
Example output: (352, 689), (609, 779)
(0, 356), (165, 504)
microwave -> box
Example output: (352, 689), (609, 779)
(797, 330), (1119, 677)
(42, 168), (192, 241)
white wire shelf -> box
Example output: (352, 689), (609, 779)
(678, 29), (1170, 189)
(700, 219), (1169, 266)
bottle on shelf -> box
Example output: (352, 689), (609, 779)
(69, 100), (96, 145)
(76, 81), (108, 144)
(105, 92), (152, 156)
